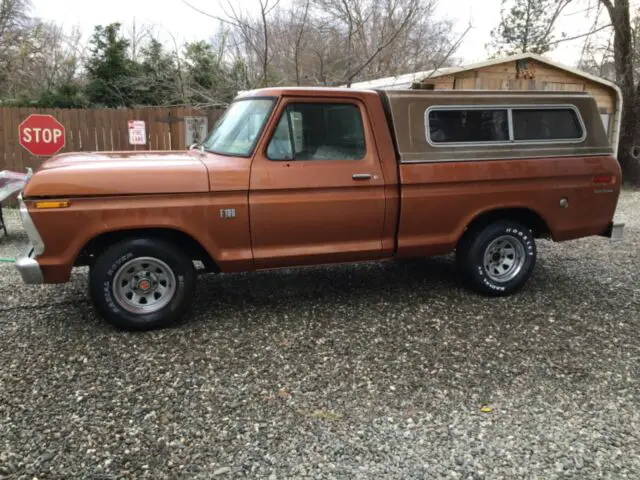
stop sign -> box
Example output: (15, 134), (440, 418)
(19, 114), (66, 157)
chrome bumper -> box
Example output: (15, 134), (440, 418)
(15, 245), (44, 284)
(611, 222), (625, 240)
(15, 192), (46, 284)
(601, 221), (625, 240)
(18, 193), (44, 256)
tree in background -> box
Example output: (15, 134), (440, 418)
(16, 22), (84, 102)
(183, 40), (230, 104)
(134, 38), (182, 106)
(183, 0), (464, 89)
(575, 1), (640, 185)
(0, 0), (32, 92)
(85, 23), (138, 107)
(310, 0), (460, 85)
(35, 82), (87, 108)
(1, 0), (466, 107)
(594, 0), (640, 186)
(487, 0), (571, 56)
(1, 0), (86, 106)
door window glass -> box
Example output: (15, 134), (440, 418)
(267, 103), (366, 161)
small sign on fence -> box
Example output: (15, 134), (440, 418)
(128, 120), (146, 145)
(184, 116), (208, 147)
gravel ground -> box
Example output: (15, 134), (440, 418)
(0, 190), (639, 480)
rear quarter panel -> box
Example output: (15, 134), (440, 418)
(398, 155), (621, 257)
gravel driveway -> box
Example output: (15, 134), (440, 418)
(0, 191), (639, 480)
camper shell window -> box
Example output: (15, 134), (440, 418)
(426, 104), (586, 146)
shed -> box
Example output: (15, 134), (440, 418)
(348, 53), (622, 156)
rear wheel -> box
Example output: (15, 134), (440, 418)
(456, 220), (536, 296)
(89, 237), (196, 331)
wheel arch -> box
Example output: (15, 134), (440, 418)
(459, 207), (553, 246)
(75, 227), (220, 273)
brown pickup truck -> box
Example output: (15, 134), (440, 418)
(15, 87), (624, 330)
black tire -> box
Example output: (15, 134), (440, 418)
(89, 237), (196, 331)
(455, 220), (537, 296)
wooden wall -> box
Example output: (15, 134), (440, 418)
(0, 105), (224, 174)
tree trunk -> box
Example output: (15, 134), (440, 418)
(602, 0), (640, 186)
(618, 89), (640, 186)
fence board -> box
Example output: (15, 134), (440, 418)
(86, 108), (97, 151)
(144, 108), (155, 150)
(94, 109), (104, 151)
(80, 107), (91, 151)
(70, 109), (81, 151)
(119, 108), (130, 150)
(100, 109), (110, 151)
(0, 108), (11, 172)
(112, 109), (121, 150)
(151, 108), (164, 150)
(104, 109), (115, 151)
(107, 109), (116, 150)
(16, 108), (30, 172)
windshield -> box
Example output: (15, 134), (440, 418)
(201, 98), (274, 156)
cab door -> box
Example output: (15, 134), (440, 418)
(249, 96), (387, 269)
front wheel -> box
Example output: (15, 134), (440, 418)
(89, 237), (196, 331)
(456, 220), (537, 296)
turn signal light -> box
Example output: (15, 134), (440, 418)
(592, 175), (612, 184)
(34, 200), (70, 209)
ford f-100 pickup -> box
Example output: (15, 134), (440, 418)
(15, 87), (624, 330)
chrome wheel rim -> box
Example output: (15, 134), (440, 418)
(112, 257), (176, 314)
(483, 235), (526, 283)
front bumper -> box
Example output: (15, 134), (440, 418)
(600, 221), (625, 240)
(16, 245), (44, 284)
(18, 194), (45, 256)
(15, 192), (46, 284)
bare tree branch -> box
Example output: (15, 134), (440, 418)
(181, 0), (247, 29)
(424, 20), (472, 79)
(344, 5), (417, 85)
(259, 0), (270, 86)
(547, 22), (612, 46)
(182, 0), (461, 93)
(541, 0), (572, 41)
(599, 0), (614, 13)
(294, 0), (310, 85)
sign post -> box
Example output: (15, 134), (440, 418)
(19, 114), (66, 157)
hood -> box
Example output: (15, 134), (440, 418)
(23, 150), (210, 198)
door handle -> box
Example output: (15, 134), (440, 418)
(352, 173), (372, 180)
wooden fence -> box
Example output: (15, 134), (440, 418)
(0, 106), (225, 173)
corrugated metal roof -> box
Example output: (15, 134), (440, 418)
(344, 67), (461, 89)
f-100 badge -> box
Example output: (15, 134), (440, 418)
(220, 208), (236, 219)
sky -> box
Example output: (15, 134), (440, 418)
(31, 0), (612, 70)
